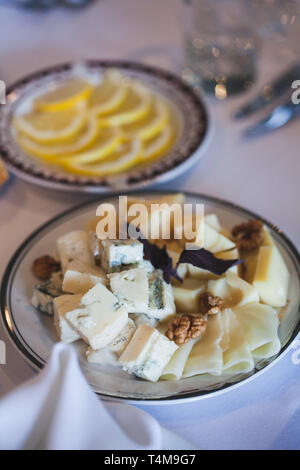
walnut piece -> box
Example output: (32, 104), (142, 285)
(32, 255), (61, 280)
(199, 292), (223, 315)
(231, 219), (264, 251)
(165, 314), (207, 345)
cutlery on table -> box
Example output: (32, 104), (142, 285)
(242, 98), (300, 138)
(234, 62), (300, 119)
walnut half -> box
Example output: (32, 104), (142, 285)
(231, 219), (264, 251)
(199, 292), (223, 315)
(165, 314), (207, 345)
(32, 255), (61, 281)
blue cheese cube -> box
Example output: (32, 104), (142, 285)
(65, 283), (128, 350)
(88, 231), (101, 264)
(53, 294), (82, 343)
(108, 267), (149, 313)
(100, 239), (143, 272)
(147, 271), (175, 321)
(62, 260), (107, 294)
(57, 230), (94, 273)
(31, 271), (63, 316)
(119, 324), (178, 382)
(86, 318), (136, 365)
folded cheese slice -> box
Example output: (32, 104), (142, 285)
(234, 303), (281, 359)
(161, 338), (198, 381)
(183, 313), (223, 377)
(222, 309), (254, 374)
(208, 272), (259, 308)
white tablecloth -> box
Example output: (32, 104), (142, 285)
(0, 0), (299, 450)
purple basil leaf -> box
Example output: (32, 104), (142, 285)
(129, 224), (174, 283)
(176, 248), (242, 276)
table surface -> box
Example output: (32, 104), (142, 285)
(0, 0), (299, 450)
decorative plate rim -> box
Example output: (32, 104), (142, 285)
(1, 189), (300, 404)
(0, 60), (210, 193)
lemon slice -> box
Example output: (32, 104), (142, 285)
(141, 125), (174, 162)
(34, 78), (92, 112)
(16, 116), (100, 161)
(57, 127), (123, 165)
(99, 82), (152, 127)
(122, 98), (170, 141)
(13, 105), (87, 144)
(62, 139), (142, 176)
(89, 70), (129, 115)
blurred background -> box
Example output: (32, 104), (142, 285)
(1, 0), (299, 95)
(0, 0), (299, 249)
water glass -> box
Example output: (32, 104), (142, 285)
(183, 0), (260, 98)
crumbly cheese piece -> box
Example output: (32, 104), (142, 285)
(119, 324), (178, 382)
(53, 294), (82, 343)
(65, 283), (128, 350)
(100, 239), (143, 272)
(147, 271), (175, 321)
(31, 271), (63, 316)
(108, 267), (149, 313)
(86, 318), (136, 365)
(57, 230), (94, 273)
(62, 260), (107, 294)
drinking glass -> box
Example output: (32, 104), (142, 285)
(183, 0), (261, 98)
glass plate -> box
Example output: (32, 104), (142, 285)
(1, 190), (299, 404)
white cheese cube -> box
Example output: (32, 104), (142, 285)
(62, 260), (107, 294)
(108, 267), (149, 313)
(108, 318), (136, 355)
(65, 283), (128, 350)
(119, 324), (178, 382)
(86, 318), (136, 365)
(100, 239), (143, 272)
(139, 259), (154, 274)
(57, 231), (94, 273)
(53, 294), (82, 343)
(148, 271), (175, 320)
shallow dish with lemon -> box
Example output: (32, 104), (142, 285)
(1, 191), (299, 403)
(0, 61), (209, 192)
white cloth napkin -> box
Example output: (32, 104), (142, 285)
(0, 343), (162, 450)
